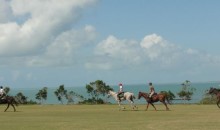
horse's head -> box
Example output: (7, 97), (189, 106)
(107, 91), (111, 98)
(138, 92), (149, 100)
(138, 92), (140, 99)
(107, 90), (114, 98)
(138, 92), (143, 99)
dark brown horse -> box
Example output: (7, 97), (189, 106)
(138, 91), (170, 111)
(208, 87), (220, 108)
(0, 96), (18, 112)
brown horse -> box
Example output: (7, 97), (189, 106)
(0, 96), (18, 112)
(138, 91), (170, 111)
(208, 87), (220, 108)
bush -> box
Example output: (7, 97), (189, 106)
(200, 95), (217, 104)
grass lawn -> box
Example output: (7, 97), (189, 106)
(0, 104), (220, 130)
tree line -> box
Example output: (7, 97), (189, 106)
(3, 80), (215, 105)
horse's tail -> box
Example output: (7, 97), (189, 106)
(132, 94), (136, 99)
(12, 97), (19, 106)
(129, 94), (135, 101)
(165, 95), (171, 105)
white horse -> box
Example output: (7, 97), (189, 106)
(108, 90), (138, 110)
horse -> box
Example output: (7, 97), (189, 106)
(138, 91), (170, 111)
(0, 96), (18, 112)
(208, 87), (220, 108)
(108, 90), (138, 110)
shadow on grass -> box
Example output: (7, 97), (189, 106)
(120, 109), (172, 112)
(3, 110), (22, 112)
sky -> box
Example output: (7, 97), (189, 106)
(0, 0), (220, 88)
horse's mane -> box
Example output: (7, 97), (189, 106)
(139, 91), (148, 95)
(139, 91), (149, 98)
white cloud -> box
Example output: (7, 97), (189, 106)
(1, 0), (220, 76)
(85, 61), (112, 70)
(140, 34), (180, 61)
(0, 0), (12, 23)
(85, 35), (142, 70)
(0, 0), (98, 67)
(0, 0), (97, 57)
(91, 35), (141, 68)
(86, 34), (179, 70)
(140, 34), (165, 49)
(86, 33), (220, 72)
(27, 25), (97, 67)
(185, 48), (199, 55)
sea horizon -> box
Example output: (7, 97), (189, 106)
(6, 81), (220, 105)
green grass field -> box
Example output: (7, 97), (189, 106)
(0, 104), (220, 130)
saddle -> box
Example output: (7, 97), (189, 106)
(118, 92), (124, 98)
(152, 93), (157, 96)
(149, 93), (157, 99)
(0, 94), (7, 102)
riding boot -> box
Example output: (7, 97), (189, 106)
(118, 97), (121, 102)
(117, 95), (121, 101)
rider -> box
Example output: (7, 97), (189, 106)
(149, 82), (155, 101)
(0, 86), (6, 99)
(117, 83), (124, 101)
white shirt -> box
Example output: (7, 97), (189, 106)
(0, 88), (5, 95)
(119, 85), (123, 92)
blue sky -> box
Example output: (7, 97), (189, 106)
(0, 0), (220, 88)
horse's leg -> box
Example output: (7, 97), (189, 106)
(127, 96), (135, 110)
(128, 99), (132, 109)
(150, 103), (157, 111)
(4, 103), (10, 112)
(132, 101), (138, 110)
(118, 101), (125, 110)
(161, 101), (169, 110)
(130, 96), (138, 110)
(146, 103), (150, 111)
(11, 103), (16, 112)
(217, 99), (220, 108)
(131, 102), (135, 110)
(129, 100), (135, 110)
(118, 101), (121, 110)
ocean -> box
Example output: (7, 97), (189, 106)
(7, 82), (220, 104)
